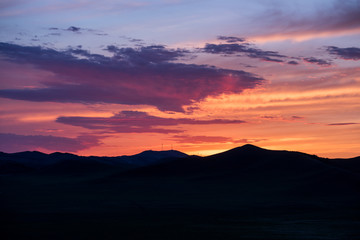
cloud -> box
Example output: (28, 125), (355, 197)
(303, 57), (332, 66)
(287, 60), (299, 65)
(328, 122), (358, 126)
(67, 26), (81, 32)
(327, 46), (360, 60)
(259, 115), (304, 122)
(169, 135), (258, 144)
(217, 36), (246, 43)
(105, 44), (190, 63)
(253, 0), (360, 41)
(203, 43), (248, 55)
(56, 111), (246, 134)
(0, 42), (263, 112)
(0, 133), (101, 153)
(291, 116), (304, 120)
(202, 42), (287, 63)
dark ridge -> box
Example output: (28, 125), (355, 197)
(0, 161), (34, 174)
(2, 144), (360, 240)
(0, 149), (189, 174)
(320, 156), (360, 174)
(103, 144), (359, 181)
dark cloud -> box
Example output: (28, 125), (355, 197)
(169, 135), (256, 144)
(0, 133), (101, 153)
(56, 111), (246, 134)
(105, 45), (190, 63)
(303, 57), (332, 66)
(252, 56), (284, 63)
(217, 36), (246, 43)
(287, 60), (299, 65)
(203, 43), (248, 55)
(0, 42), (263, 112)
(67, 26), (81, 32)
(203, 42), (286, 63)
(291, 116), (304, 120)
(328, 122), (358, 126)
(327, 46), (360, 60)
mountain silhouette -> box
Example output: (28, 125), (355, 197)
(0, 149), (188, 174)
(103, 144), (360, 198)
(112, 144), (358, 177)
(1, 144), (360, 240)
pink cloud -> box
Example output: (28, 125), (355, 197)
(0, 43), (263, 112)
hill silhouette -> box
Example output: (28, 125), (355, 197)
(0, 149), (188, 174)
(1, 144), (360, 240)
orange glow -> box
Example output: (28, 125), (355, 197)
(252, 28), (360, 43)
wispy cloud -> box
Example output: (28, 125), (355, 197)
(217, 36), (246, 43)
(252, 0), (360, 41)
(303, 57), (332, 66)
(169, 134), (260, 144)
(202, 41), (288, 63)
(259, 115), (305, 122)
(328, 122), (358, 126)
(0, 133), (101, 153)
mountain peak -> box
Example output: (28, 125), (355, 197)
(239, 144), (263, 150)
(226, 144), (266, 154)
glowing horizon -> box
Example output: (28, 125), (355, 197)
(0, 0), (359, 158)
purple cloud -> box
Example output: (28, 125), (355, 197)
(202, 42), (287, 63)
(105, 44), (190, 63)
(56, 111), (246, 134)
(256, 0), (360, 39)
(217, 36), (246, 43)
(0, 42), (263, 112)
(287, 60), (299, 65)
(291, 116), (304, 120)
(328, 122), (358, 126)
(303, 57), (332, 66)
(0, 133), (101, 153)
(327, 46), (360, 60)
(67, 26), (81, 32)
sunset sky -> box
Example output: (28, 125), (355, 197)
(0, 0), (359, 157)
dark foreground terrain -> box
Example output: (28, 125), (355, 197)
(1, 145), (360, 240)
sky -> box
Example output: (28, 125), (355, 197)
(0, 0), (359, 158)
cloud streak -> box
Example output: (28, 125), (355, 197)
(169, 135), (260, 144)
(217, 36), (246, 43)
(0, 133), (101, 153)
(328, 122), (358, 126)
(56, 111), (246, 134)
(0, 42), (263, 112)
(252, 0), (360, 41)
(202, 42), (288, 63)
(303, 57), (332, 66)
